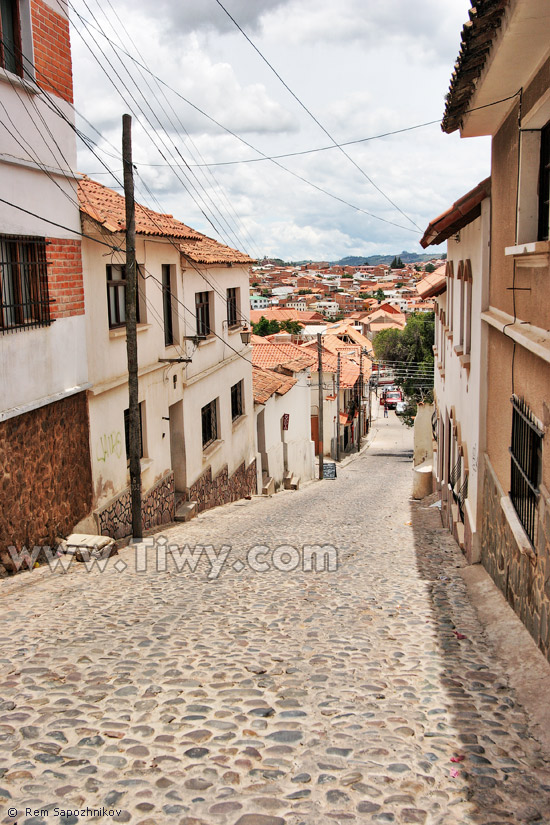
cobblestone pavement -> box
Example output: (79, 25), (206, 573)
(1, 416), (550, 825)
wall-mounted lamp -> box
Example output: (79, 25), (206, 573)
(240, 324), (252, 345)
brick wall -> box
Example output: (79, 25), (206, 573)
(31, 0), (73, 104)
(47, 238), (85, 319)
(0, 392), (93, 574)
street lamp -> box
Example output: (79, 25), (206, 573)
(240, 323), (252, 345)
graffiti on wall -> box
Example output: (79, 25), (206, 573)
(96, 431), (123, 463)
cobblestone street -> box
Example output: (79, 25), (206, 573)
(1, 416), (550, 825)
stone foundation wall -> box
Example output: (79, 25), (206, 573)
(189, 459), (257, 513)
(0, 393), (92, 574)
(96, 472), (175, 540)
(481, 458), (550, 662)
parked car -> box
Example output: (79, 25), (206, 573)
(395, 400), (407, 415)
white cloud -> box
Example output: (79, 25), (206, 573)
(72, 0), (489, 262)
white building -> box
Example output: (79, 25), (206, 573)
(0, 0), (92, 568)
(252, 340), (316, 492)
(420, 178), (491, 562)
(79, 177), (257, 537)
(250, 294), (270, 309)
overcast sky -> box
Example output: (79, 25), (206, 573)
(70, 0), (491, 261)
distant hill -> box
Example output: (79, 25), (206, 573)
(333, 251), (443, 266)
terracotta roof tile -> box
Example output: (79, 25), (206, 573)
(78, 176), (254, 265)
(252, 366), (297, 404)
(252, 340), (316, 373)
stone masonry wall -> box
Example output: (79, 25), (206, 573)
(0, 392), (92, 574)
(96, 472), (175, 540)
(189, 459), (257, 513)
(481, 458), (550, 662)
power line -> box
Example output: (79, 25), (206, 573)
(59, 11), (419, 234)
(213, 0), (422, 231)
(100, 0), (262, 261)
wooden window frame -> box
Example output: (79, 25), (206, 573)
(0, 0), (23, 76)
(201, 398), (218, 449)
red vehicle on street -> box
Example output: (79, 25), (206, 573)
(382, 388), (403, 410)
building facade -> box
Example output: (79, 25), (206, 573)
(442, 0), (550, 659)
(0, 0), (92, 571)
(79, 177), (256, 538)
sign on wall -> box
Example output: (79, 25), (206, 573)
(282, 413), (290, 431)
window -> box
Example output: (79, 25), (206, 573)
(463, 260), (472, 356)
(538, 121), (550, 242)
(231, 380), (244, 421)
(195, 290), (211, 337)
(106, 264), (141, 329)
(510, 396), (543, 546)
(162, 264), (174, 346)
(201, 398), (218, 448)
(227, 286), (239, 327)
(124, 403), (144, 460)
(0, 0), (22, 76)
(0, 235), (50, 332)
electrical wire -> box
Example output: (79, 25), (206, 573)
(213, 0), (421, 231)
(56, 11), (420, 233)
(99, 0), (262, 260)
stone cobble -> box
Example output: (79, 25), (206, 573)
(0, 418), (549, 824)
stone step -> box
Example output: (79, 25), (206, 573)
(175, 501), (198, 522)
(290, 476), (300, 491)
(262, 477), (275, 496)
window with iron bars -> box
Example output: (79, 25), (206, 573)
(449, 451), (468, 524)
(510, 395), (543, 547)
(0, 235), (51, 333)
(201, 398), (218, 449)
(227, 287), (239, 328)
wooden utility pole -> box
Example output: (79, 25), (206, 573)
(357, 349), (363, 452)
(123, 114), (142, 539)
(317, 333), (324, 479)
(336, 352), (341, 461)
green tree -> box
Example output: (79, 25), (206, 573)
(373, 312), (435, 426)
(280, 319), (302, 334)
(424, 263), (436, 273)
(374, 288), (386, 301)
(252, 316), (281, 336)
(358, 292), (372, 299)
(297, 288), (312, 295)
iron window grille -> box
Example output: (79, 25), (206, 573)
(106, 264), (141, 328)
(202, 399), (218, 448)
(227, 287), (239, 327)
(0, 0), (23, 76)
(449, 453), (461, 489)
(538, 120), (550, 242)
(162, 264), (173, 346)
(195, 291), (210, 337)
(0, 235), (51, 333)
(231, 380), (244, 421)
(510, 395), (543, 547)
(457, 474), (468, 524)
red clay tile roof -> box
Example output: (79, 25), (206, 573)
(78, 176), (253, 265)
(420, 177), (491, 248)
(442, 1), (509, 134)
(252, 340), (316, 373)
(252, 366), (297, 404)
(416, 266), (447, 299)
(250, 308), (324, 324)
